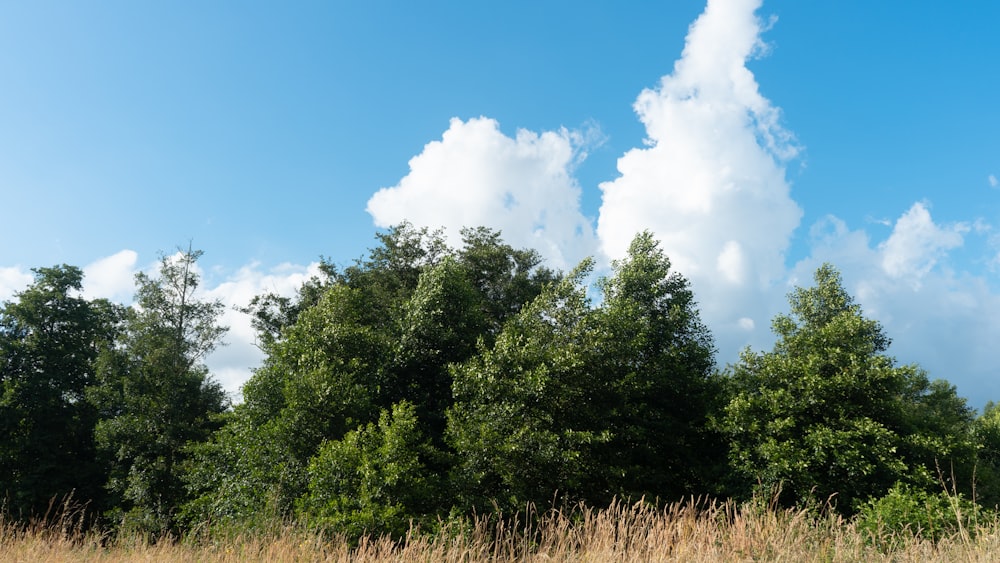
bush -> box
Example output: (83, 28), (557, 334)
(297, 401), (443, 541)
(855, 483), (986, 548)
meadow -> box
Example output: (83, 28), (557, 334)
(4, 496), (1000, 562)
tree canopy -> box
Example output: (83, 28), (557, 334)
(0, 266), (119, 518)
(1, 227), (993, 542)
(90, 248), (228, 534)
(721, 264), (975, 512)
(183, 227), (721, 532)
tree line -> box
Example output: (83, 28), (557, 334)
(3, 224), (1000, 539)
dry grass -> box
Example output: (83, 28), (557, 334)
(4, 497), (1000, 562)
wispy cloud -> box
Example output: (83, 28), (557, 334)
(793, 205), (1000, 402)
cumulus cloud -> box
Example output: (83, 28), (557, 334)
(583, 0), (1000, 407)
(366, 117), (597, 271)
(0, 266), (33, 303)
(8, 0), (1000, 407)
(791, 205), (1000, 403)
(208, 0), (1000, 406)
(202, 261), (326, 397)
(82, 250), (139, 301)
(596, 0), (801, 356)
(878, 202), (966, 284)
(362, 0), (805, 360)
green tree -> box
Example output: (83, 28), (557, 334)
(972, 402), (1000, 508)
(855, 482), (984, 548)
(447, 232), (722, 511)
(183, 284), (389, 526)
(721, 264), (974, 513)
(0, 266), (120, 519)
(184, 227), (441, 525)
(447, 260), (610, 512)
(457, 226), (558, 338)
(341, 223), (450, 330)
(593, 231), (723, 501)
(181, 412), (297, 528)
(90, 248), (227, 535)
(392, 257), (486, 440)
(185, 225), (557, 524)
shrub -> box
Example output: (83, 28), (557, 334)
(855, 483), (985, 548)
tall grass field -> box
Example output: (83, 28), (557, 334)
(4, 496), (1000, 562)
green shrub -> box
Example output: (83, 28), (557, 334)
(297, 401), (443, 541)
(855, 483), (985, 548)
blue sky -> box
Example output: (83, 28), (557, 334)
(2, 0), (1000, 405)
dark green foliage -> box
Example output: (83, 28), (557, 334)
(447, 232), (721, 511)
(183, 224), (556, 526)
(457, 226), (558, 338)
(10, 226), (989, 542)
(210, 277), (404, 520)
(181, 412), (299, 528)
(394, 257), (487, 439)
(893, 377), (976, 494)
(90, 248), (228, 535)
(594, 232), (724, 500)
(341, 224), (450, 328)
(447, 260), (610, 512)
(264, 284), (386, 460)
(240, 258), (337, 350)
(721, 264), (975, 513)
(972, 402), (1000, 508)
(0, 266), (120, 519)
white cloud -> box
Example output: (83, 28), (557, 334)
(82, 250), (139, 301)
(878, 202), (965, 284)
(366, 116), (598, 271)
(595, 0), (801, 359)
(791, 206), (1000, 403)
(580, 0), (1000, 407)
(358, 0), (808, 367)
(203, 261), (325, 398)
(0, 266), (33, 303)
(3, 251), (140, 305)
(716, 240), (749, 285)
(13, 0), (993, 407)
(311, 0), (1000, 407)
